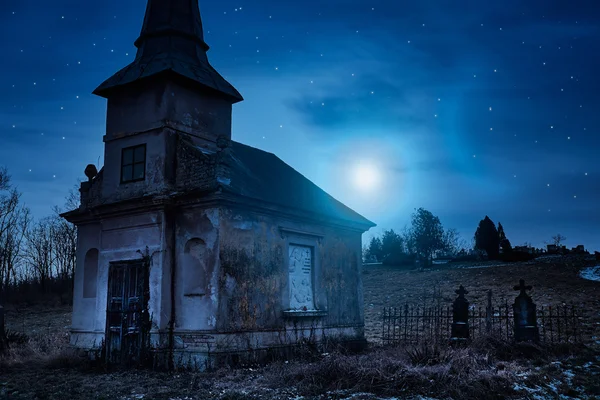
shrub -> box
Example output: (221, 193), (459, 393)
(382, 252), (416, 267)
(404, 342), (452, 366)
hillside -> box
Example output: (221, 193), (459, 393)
(1, 255), (599, 400)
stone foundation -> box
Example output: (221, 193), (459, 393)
(72, 324), (366, 370)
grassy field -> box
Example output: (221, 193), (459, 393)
(1, 255), (599, 399)
(363, 254), (600, 343)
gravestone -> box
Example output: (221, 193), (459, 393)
(512, 279), (540, 342)
(451, 285), (470, 340)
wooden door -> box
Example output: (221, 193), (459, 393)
(105, 260), (150, 366)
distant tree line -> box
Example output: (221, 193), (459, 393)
(364, 211), (563, 267)
(0, 167), (77, 304)
(473, 216), (513, 259)
(363, 208), (469, 267)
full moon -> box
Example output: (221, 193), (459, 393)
(352, 162), (381, 192)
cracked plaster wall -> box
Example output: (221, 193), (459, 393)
(105, 78), (232, 149)
(70, 211), (166, 349)
(174, 208), (220, 332)
(71, 204), (365, 354)
(216, 208), (364, 335)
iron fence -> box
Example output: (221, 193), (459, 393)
(382, 303), (582, 345)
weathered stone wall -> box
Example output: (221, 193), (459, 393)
(70, 211), (166, 349)
(175, 137), (217, 192)
(101, 129), (170, 203)
(159, 79), (233, 149)
(174, 207), (220, 331)
(71, 222), (102, 347)
(105, 78), (232, 149)
(91, 76), (233, 207)
(216, 207), (364, 335)
(71, 203), (365, 364)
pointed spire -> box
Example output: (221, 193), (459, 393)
(93, 0), (242, 103)
(134, 0), (209, 53)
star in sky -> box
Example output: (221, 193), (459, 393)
(1, 0), (599, 249)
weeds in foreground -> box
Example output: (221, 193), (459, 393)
(263, 344), (510, 399)
(260, 339), (597, 400)
(0, 334), (597, 400)
(0, 331), (96, 372)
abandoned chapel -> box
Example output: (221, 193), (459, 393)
(61, 0), (375, 368)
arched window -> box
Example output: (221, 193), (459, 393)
(183, 239), (207, 296)
(83, 248), (99, 298)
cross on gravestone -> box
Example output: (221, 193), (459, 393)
(514, 279), (532, 295)
(456, 285), (468, 297)
(451, 285), (470, 341)
(512, 279), (540, 342)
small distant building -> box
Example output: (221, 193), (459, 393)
(513, 246), (535, 255)
(547, 244), (558, 254)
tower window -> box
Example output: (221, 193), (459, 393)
(121, 144), (146, 183)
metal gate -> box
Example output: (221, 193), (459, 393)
(105, 259), (150, 366)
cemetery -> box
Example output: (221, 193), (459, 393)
(1, 253), (599, 399)
(0, 0), (598, 398)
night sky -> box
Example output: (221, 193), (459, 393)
(1, 1), (599, 250)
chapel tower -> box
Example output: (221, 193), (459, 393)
(64, 0), (374, 369)
(93, 0), (243, 201)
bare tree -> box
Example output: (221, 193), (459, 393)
(51, 184), (79, 281)
(442, 228), (470, 256)
(0, 208), (30, 290)
(551, 234), (566, 247)
(50, 211), (76, 280)
(0, 168), (31, 297)
(24, 217), (57, 290)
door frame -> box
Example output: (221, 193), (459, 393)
(104, 258), (151, 366)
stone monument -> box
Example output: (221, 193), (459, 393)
(451, 285), (470, 341)
(512, 279), (540, 342)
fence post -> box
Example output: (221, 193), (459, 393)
(485, 290), (492, 335)
(405, 304), (410, 342)
(451, 285), (470, 342)
(382, 307), (387, 345)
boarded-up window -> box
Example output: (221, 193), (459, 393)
(288, 245), (315, 310)
(184, 239), (207, 296)
(83, 248), (99, 298)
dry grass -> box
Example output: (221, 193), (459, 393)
(0, 330), (93, 372)
(1, 333), (598, 399)
(4, 303), (71, 337)
(363, 255), (600, 343)
(261, 345), (507, 399)
(259, 339), (599, 400)
(0, 255), (599, 399)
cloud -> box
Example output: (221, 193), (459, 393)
(286, 74), (438, 131)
